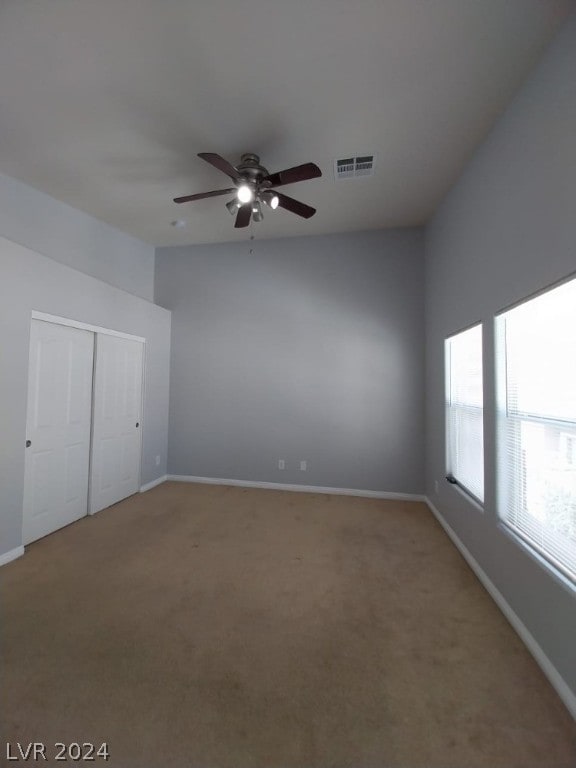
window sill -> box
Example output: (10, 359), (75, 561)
(447, 477), (484, 513)
(498, 522), (576, 597)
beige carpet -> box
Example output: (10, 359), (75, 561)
(2, 482), (575, 767)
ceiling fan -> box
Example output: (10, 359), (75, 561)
(173, 152), (322, 228)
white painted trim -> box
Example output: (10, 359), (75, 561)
(425, 496), (576, 720)
(0, 546), (24, 567)
(31, 311), (145, 343)
(137, 339), (147, 496)
(140, 475), (168, 493)
(167, 475), (425, 501)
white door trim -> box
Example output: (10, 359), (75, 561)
(31, 311), (145, 343)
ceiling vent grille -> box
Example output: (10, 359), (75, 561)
(334, 155), (375, 180)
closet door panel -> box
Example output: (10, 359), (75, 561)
(91, 334), (144, 514)
(23, 321), (94, 544)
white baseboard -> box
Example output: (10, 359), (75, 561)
(0, 545), (24, 567)
(140, 475), (168, 493)
(425, 496), (576, 720)
(167, 474), (424, 502)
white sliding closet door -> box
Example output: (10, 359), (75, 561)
(23, 320), (95, 544)
(90, 334), (144, 514)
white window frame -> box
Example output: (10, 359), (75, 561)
(445, 323), (484, 506)
(495, 278), (576, 588)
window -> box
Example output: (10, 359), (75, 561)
(496, 277), (576, 584)
(445, 324), (484, 503)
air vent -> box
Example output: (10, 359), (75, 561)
(334, 154), (375, 180)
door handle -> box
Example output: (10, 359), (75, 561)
(136, 422), (140, 428)
(26, 439), (32, 447)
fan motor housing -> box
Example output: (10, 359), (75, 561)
(236, 153), (269, 184)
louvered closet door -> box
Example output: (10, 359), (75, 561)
(90, 334), (144, 514)
(23, 321), (95, 544)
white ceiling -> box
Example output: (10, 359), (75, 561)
(0, 0), (571, 247)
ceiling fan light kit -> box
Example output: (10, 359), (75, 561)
(236, 183), (253, 204)
(262, 190), (279, 210)
(225, 198), (241, 215)
(174, 152), (321, 229)
(251, 200), (263, 222)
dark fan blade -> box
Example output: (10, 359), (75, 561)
(235, 204), (252, 228)
(174, 188), (235, 203)
(198, 152), (241, 181)
(276, 192), (316, 219)
(264, 162), (321, 188)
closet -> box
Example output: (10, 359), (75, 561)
(22, 318), (144, 545)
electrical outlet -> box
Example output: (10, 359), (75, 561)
(155, 455), (161, 466)
(300, 460), (307, 471)
(278, 459), (285, 470)
(435, 480), (439, 494)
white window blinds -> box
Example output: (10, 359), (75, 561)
(496, 277), (576, 583)
(445, 324), (484, 503)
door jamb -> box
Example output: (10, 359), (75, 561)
(31, 311), (145, 343)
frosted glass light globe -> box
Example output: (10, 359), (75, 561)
(237, 184), (253, 204)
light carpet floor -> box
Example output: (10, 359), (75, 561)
(2, 482), (575, 767)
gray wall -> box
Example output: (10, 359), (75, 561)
(0, 236), (171, 558)
(155, 229), (425, 494)
(0, 172), (155, 300)
(425, 12), (576, 698)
